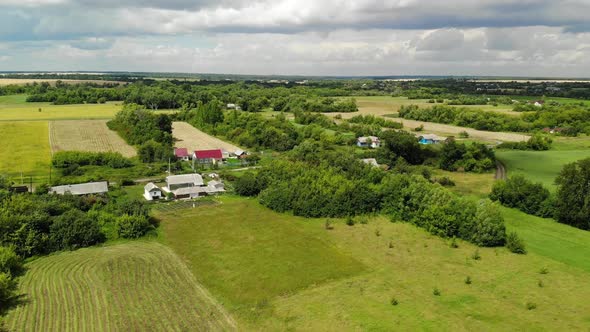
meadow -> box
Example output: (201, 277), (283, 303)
(496, 136), (590, 189)
(0, 99), (122, 121)
(154, 196), (590, 331)
(5, 241), (237, 331)
(172, 121), (242, 152)
(50, 120), (136, 157)
(0, 121), (51, 182)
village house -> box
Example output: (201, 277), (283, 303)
(164, 173), (204, 191)
(361, 158), (380, 168)
(193, 149), (223, 164)
(143, 183), (162, 201)
(49, 181), (109, 196)
(357, 136), (381, 148)
(419, 134), (446, 145)
(174, 148), (190, 161)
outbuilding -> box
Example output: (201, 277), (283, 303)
(144, 183), (162, 201)
(49, 181), (109, 196)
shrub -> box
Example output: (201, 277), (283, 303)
(471, 249), (481, 260)
(526, 302), (537, 310)
(414, 125), (424, 132)
(0, 272), (18, 305)
(464, 276), (472, 285)
(435, 176), (455, 187)
(449, 237), (459, 248)
(0, 247), (23, 276)
(490, 175), (552, 217)
(325, 220), (334, 230)
(50, 209), (105, 250)
(52, 151), (133, 169)
(388, 241), (394, 248)
(346, 217), (355, 226)
(458, 131), (469, 138)
(538, 280), (544, 288)
(234, 172), (265, 197)
(433, 287), (441, 296)
(506, 232), (527, 254)
(539, 267), (549, 274)
(375, 229), (381, 237)
(390, 297), (399, 305)
(115, 215), (152, 239)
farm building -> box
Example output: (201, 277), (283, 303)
(361, 158), (380, 168)
(49, 181), (108, 196)
(172, 186), (211, 199)
(234, 149), (247, 158)
(165, 173), (204, 191)
(144, 183), (163, 201)
(207, 180), (225, 193)
(193, 149), (223, 164)
(419, 134), (446, 145)
(357, 136), (381, 148)
(174, 148), (190, 161)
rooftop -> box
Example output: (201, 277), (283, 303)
(50, 181), (108, 196)
(166, 173), (204, 186)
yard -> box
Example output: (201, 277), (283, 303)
(49, 119), (136, 157)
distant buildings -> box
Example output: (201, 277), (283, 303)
(357, 136), (381, 148)
(174, 148), (190, 161)
(419, 134), (446, 145)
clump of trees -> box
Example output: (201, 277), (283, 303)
(555, 158), (590, 230)
(497, 135), (552, 151)
(52, 151), (133, 169)
(347, 114), (403, 129)
(490, 175), (553, 217)
(107, 104), (173, 162)
(439, 139), (495, 173)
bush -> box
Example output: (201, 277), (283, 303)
(471, 249), (481, 260)
(52, 151), (133, 169)
(464, 276), (472, 285)
(490, 175), (552, 217)
(505, 232), (527, 254)
(0, 247), (23, 276)
(0, 272), (18, 305)
(234, 172), (265, 197)
(526, 302), (537, 310)
(539, 267), (549, 274)
(433, 287), (441, 296)
(346, 217), (355, 226)
(458, 131), (469, 138)
(390, 297), (399, 305)
(115, 214), (152, 239)
(49, 209), (105, 250)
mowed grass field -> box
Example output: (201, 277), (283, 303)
(5, 241), (237, 331)
(49, 120), (136, 157)
(0, 100), (122, 121)
(172, 121), (241, 152)
(157, 196), (590, 330)
(497, 136), (590, 189)
(0, 78), (124, 86)
(0, 121), (51, 180)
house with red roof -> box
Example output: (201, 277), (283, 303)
(193, 149), (223, 164)
(174, 148), (190, 161)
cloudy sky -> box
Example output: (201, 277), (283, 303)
(1, 0), (590, 77)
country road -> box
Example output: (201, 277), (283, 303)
(495, 160), (506, 180)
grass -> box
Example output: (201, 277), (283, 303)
(4, 241), (237, 331)
(156, 196), (590, 330)
(497, 137), (590, 189)
(156, 196), (365, 323)
(503, 207), (590, 273)
(0, 121), (51, 182)
(0, 102), (123, 121)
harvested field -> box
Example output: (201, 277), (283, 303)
(49, 120), (136, 157)
(5, 241), (237, 331)
(172, 121), (241, 152)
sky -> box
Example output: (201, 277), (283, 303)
(1, 0), (590, 77)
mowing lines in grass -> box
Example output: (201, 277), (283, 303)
(49, 120), (136, 157)
(5, 242), (237, 331)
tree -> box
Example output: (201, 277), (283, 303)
(380, 130), (424, 165)
(555, 158), (590, 230)
(490, 175), (552, 217)
(115, 215), (152, 239)
(49, 209), (105, 250)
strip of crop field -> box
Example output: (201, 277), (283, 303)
(49, 119), (136, 157)
(5, 242), (237, 331)
(172, 121), (241, 152)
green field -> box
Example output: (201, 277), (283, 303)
(0, 100), (123, 121)
(0, 121), (51, 181)
(5, 241), (237, 331)
(497, 136), (590, 189)
(156, 196), (590, 330)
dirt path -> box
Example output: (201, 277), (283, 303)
(495, 160), (507, 180)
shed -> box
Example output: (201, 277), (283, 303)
(49, 181), (108, 196)
(144, 183), (162, 201)
(174, 148), (190, 161)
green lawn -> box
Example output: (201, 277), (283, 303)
(497, 139), (590, 189)
(156, 196), (590, 331)
(0, 121), (51, 182)
(503, 207), (590, 273)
